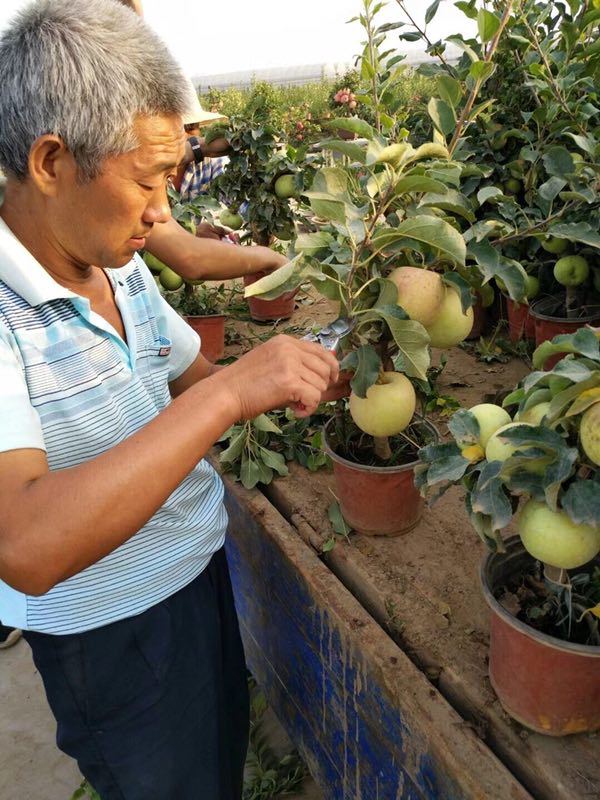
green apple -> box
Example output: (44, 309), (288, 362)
(468, 403), (512, 447)
(144, 252), (168, 274)
(553, 255), (589, 287)
(274, 174), (298, 200)
(519, 499), (600, 570)
(159, 267), (184, 291)
(540, 236), (568, 254)
(485, 422), (534, 462)
(425, 289), (474, 348)
(504, 178), (522, 195)
(349, 371), (416, 437)
(580, 402), (600, 466)
(525, 274), (540, 299)
(220, 209), (243, 230)
(387, 266), (445, 326)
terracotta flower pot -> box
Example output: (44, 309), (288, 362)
(186, 314), (226, 362)
(322, 416), (439, 536)
(481, 536), (600, 736)
(243, 273), (297, 322)
(505, 298), (535, 344)
(529, 295), (600, 368)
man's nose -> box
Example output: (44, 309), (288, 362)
(143, 187), (171, 225)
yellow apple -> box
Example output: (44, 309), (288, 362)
(425, 288), (474, 348)
(468, 403), (512, 447)
(580, 402), (600, 466)
(519, 499), (600, 570)
(518, 401), (551, 425)
(485, 422), (534, 462)
(349, 371), (416, 437)
(387, 267), (445, 326)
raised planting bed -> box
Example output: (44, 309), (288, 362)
(219, 464), (532, 800)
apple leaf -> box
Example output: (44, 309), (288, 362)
(562, 480), (600, 528)
(368, 307), (431, 379)
(341, 345), (382, 398)
(478, 8), (501, 41)
(252, 414), (282, 434)
(436, 74), (463, 109)
(405, 143), (451, 164)
(392, 175), (449, 196)
(542, 147), (575, 179)
(565, 388), (600, 418)
(448, 408), (481, 448)
(547, 222), (600, 249)
(547, 373), (600, 421)
(477, 186), (505, 205)
(294, 232), (336, 257)
(443, 272), (474, 314)
(320, 140), (367, 163)
(257, 447), (288, 477)
(327, 117), (378, 141)
(464, 491), (506, 551)
(416, 441), (471, 488)
(219, 430), (246, 465)
(310, 167), (351, 199)
(532, 328), (600, 370)
(469, 60), (496, 83)
(394, 215), (467, 266)
(470, 461), (514, 532)
(427, 97), (456, 137)
(308, 198), (349, 225)
(419, 189), (475, 222)
(328, 501), (352, 537)
(243, 256), (301, 298)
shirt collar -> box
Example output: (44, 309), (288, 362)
(0, 216), (77, 306)
(0, 216), (138, 307)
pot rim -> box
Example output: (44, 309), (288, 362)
(185, 312), (227, 320)
(529, 295), (600, 324)
(480, 534), (600, 657)
(322, 414), (439, 474)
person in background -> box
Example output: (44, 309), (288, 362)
(0, 2), (340, 798)
(117, 0), (286, 271)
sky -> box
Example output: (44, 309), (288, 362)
(0, 0), (475, 78)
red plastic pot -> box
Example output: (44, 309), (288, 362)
(481, 536), (600, 736)
(243, 273), (297, 322)
(505, 298), (535, 344)
(186, 314), (226, 362)
(530, 296), (600, 369)
(322, 417), (438, 536)
(465, 295), (486, 340)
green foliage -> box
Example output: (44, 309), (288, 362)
(163, 282), (234, 317)
(399, 0), (600, 308)
(218, 408), (331, 490)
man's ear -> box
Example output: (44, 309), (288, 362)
(28, 135), (75, 197)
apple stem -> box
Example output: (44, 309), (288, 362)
(373, 436), (393, 462)
(565, 286), (578, 319)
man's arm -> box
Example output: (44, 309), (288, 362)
(0, 336), (338, 596)
(182, 136), (230, 165)
(145, 217), (287, 280)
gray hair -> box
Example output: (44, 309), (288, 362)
(0, 0), (189, 181)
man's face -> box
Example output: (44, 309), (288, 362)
(51, 114), (185, 269)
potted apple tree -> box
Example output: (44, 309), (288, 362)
(244, 128), (479, 535)
(417, 328), (600, 735)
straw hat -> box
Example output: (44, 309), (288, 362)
(183, 79), (228, 127)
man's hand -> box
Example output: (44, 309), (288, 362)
(199, 136), (231, 158)
(219, 335), (340, 420)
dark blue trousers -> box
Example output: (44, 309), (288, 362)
(24, 548), (249, 799)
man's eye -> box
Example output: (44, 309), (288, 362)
(139, 182), (158, 191)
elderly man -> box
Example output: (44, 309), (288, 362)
(0, 2), (338, 798)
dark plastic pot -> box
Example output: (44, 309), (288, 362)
(243, 273), (297, 322)
(530, 295), (600, 368)
(322, 416), (439, 536)
(481, 536), (600, 736)
(505, 298), (535, 344)
(186, 314), (226, 362)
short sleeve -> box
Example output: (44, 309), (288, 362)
(0, 322), (46, 453)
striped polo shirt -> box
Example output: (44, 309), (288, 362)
(0, 217), (228, 634)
